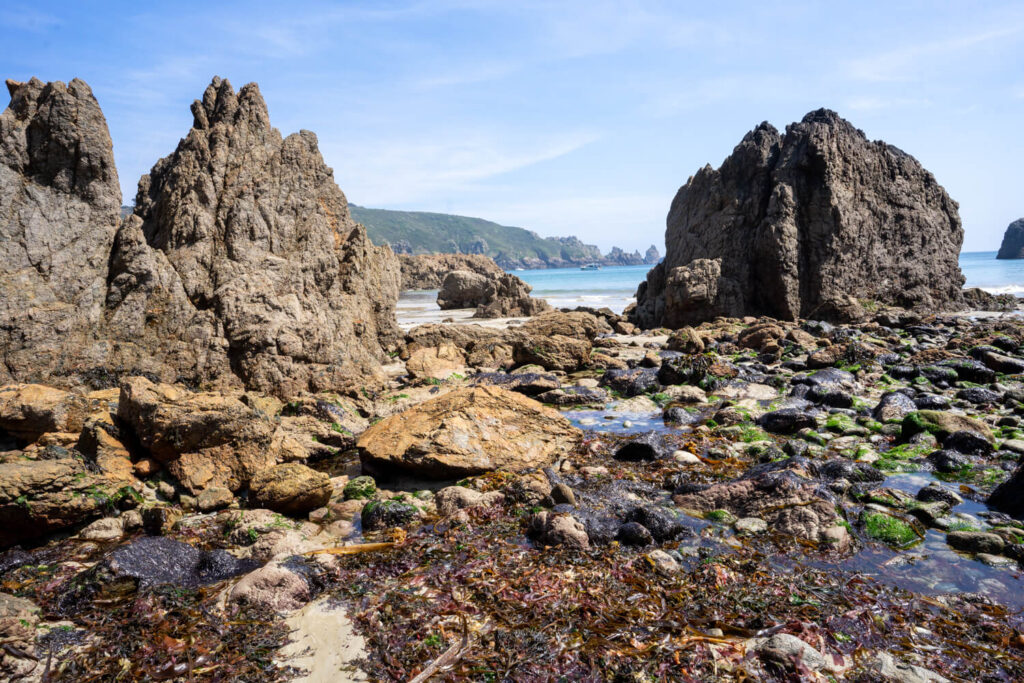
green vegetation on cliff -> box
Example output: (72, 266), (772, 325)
(350, 205), (602, 268)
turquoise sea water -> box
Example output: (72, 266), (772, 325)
(513, 252), (1024, 314)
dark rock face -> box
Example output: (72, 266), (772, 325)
(632, 109), (964, 328)
(0, 78), (121, 384)
(996, 218), (1024, 259)
(1, 77), (401, 396)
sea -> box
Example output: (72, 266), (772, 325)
(396, 251), (1024, 325)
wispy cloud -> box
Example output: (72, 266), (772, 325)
(332, 128), (601, 206)
(414, 61), (520, 89)
(845, 25), (1024, 82)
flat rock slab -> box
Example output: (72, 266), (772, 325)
(357, 386), (581, 479)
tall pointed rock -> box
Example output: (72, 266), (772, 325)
(107, 77), (400, 395)
(0, 78), (122, 383)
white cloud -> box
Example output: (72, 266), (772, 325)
(331, 128), (601, 206)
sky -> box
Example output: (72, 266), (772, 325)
(1, 1), (1021, 253)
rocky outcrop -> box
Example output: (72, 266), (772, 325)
(0, 78), (122, 385)
(604, 246), (645, 266)
(996, 218), (1024, 259)
(632, 109), (965, 327)
(644, 245), (660, 264)
(357, 386), (582, 478)
(1, 77), (401, 397)
(437, 270), (551, 318)
(108, 77), (401, 395)
(398, 253), (504, 290)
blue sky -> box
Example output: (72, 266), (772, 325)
(2, 1), (1021, 252)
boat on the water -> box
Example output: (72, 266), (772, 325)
(580, 263), (601, 270)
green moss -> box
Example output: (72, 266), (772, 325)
(825, 413), (856, 433)
(705, 509), (736, 524)
(862, 512), (919, 547)
(737, 422), (768, 443)
(343, 475), (377, 501)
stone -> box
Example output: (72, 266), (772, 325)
(665, 327), (704, 353)
(535, 386), (609, 406)
(0, 455), (136, 547)
(230, 561), (310, 612)
(115, 78), (401, 395)
(0, 384), (92, 442)
(616, 521), (654, 546)
(645, 549), (680, 573)
(633, 109), (963, 327)
(873, 391), (918, 423)
(734, 517), (768, 535)
(614, 432), (667, 461)
(749, 633), (850, 675)
(248, 464), (332, 517)
(989, 462), (1024, 518)
(528, 511), (589, 549)
(0, 78), (122, 387)
(945, 531), (1005, 555)
(398, 253), (504, 290)
(600, 367), (660, 397)
(869, 651), (950, 683)
(405, 344), (467, 381)
(343, 476), (377, 501)
(996, 217), (1024, 259)
(674, 464), (846, 547)
(902, 410), (994, 444)
(437, 269), (550, 318)
(758, 408), (816, 434)
(511, 334), (592, 372)
(116, 376), (279, 493)
(358, 386), (580, 479)
(79, 516), (125, 542)
(196, 487), (234, 512)
(435, 486), (505, 516)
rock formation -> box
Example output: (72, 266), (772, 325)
(996, 218), (1024, 259)
(0, 78), (122, 384)
(437, 270), (551, 318)
(0, 77), (401, 396)
(632, 109), (965, 328)
(398, 253), (504, 290)
(644, 245), (660, 264)
(357, 386), (582, 479)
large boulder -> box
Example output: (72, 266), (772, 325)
(357, 386), (582, 478)
(0, 384), (92, 442)
(116, 376), (279, 493)
(398, 253), (504, 290)
(996, 218), (1024, 259)
(437, 270), (550, 318)
(632, 109), (964, 327)
(0, 78), (122, 385)
(0, 452), (136, 548)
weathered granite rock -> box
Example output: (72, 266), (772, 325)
(0, 384), (92, 442)
(1, 77), (401, 397)
(116, 376), (279, 493)
(996, 218), (1024, 259)
(632, 109), (964, 327)
(357, 386), (582, 478)
(248, 463), (331, 516)
(0, 78), (122, 385)
(437, 269), (550, 318)
(0, 453), (136, 548)
(106, 77), (400, 396)
(398, 253), (504, 290)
